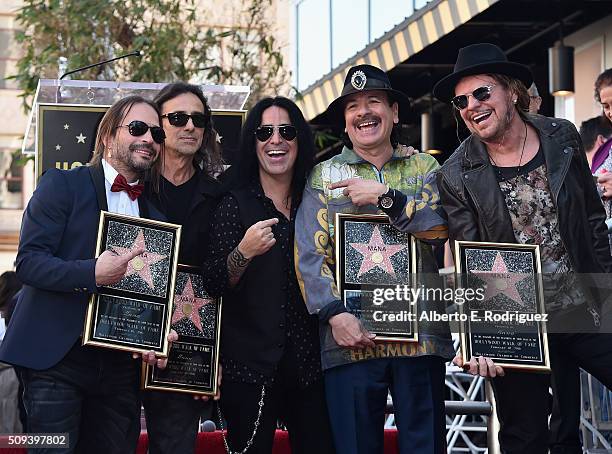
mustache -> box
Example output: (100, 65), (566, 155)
(354, 114), (381, 126)
(129, 143), (155, 153)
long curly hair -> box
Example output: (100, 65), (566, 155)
(228, 97), (314, 206)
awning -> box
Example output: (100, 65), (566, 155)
(296, 0), (499, 121)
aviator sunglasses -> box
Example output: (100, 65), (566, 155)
(162, 112), (208, 128)
(451, 85), (495, 110)
(255, 124), (297, 142)
(118, 120), (165, 144)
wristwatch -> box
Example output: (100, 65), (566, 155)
(377, 185), (395, 210)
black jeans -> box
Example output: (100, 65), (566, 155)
(142, 390), (212, 454)
(19, 341), (141, 454)
(220, 378), (335, 454)
(491, 333), (612, 454)
(549, 333), (612, 454)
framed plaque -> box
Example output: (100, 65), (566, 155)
(335, 213), (418, 342)
(142, 265), (221, 396)
(454, 241), (550, 371)
(83, 212), (181, 356)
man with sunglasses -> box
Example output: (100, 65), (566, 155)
(201, 97), (334, 454)
(434, 43), (612, 454)
(0, 95), (170, 453)
(141, 82), (224, 454)
(295, 64), (453, 454)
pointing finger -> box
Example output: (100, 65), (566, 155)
(257, 218), (279, 228)
(328, 179), (354, 190)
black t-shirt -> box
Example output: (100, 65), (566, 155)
(157, 174), (198, 225)
(492, 147), (545, 182)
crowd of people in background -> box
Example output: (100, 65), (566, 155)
(0, 45), (611, 454)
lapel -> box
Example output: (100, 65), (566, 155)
(188, 171), (220, 214)
(460, 136), (516, 242)
(88, 164), (108, 212)
(530, 118), (573, 201)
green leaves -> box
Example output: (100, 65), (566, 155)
(12, 0), (290, 112)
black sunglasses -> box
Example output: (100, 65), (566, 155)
(451, 85), (495, 110)
(118, 120), (165, 144)
(162, 112), (207, 128)
(255, 125), (297, 142)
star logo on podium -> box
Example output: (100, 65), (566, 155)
(471, 252), (529, 305)
(350, 225), (406, 277)
(111, 230), (167, 289)
(171, 276), (211, 332)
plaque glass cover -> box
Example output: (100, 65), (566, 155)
(83, 212), (181, 356)
(336, 213), (417, 341)
(143, 265), (221, 396)
(455, 241), (550, 371)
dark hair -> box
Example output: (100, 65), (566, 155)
(0, 271), (21, 323)
(230, 97), (314, 206)
(153, 82), (224, 177)
(489, 74), (530, 116)
(595, 68), (612, 103)
(90, 95), (164, 189)
(341, 92), (401, 149)
(579, 115), (612, 151)
(453, 74), (530, 144)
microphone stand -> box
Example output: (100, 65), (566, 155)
(55, 50), (143, 102)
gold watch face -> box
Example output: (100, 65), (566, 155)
(380, 196), (393, 209)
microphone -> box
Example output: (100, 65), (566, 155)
(59, 50), (143, 80)
(201, 420), (217, 432)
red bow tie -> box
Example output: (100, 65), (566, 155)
(110, 174), (144, 201)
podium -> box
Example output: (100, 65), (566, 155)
(22, 79), (250, 181)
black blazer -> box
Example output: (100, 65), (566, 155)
(0, 164), (164, 370)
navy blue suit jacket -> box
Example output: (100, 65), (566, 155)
(0, 164), (164, 370)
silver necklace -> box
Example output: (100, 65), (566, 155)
(489, 121), (528, 179)
(217, 384), (266, 454)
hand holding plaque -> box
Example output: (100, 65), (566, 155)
(83, 212), (181, 357)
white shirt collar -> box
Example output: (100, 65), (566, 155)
(101, 159), (139, 186)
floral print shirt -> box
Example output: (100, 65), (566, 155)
(295, 147), (454, 370)
(495, 150), (585, 312)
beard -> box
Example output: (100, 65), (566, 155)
(119, 142), (156, 173)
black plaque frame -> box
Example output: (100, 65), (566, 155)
(83, 211), (181, 356)
(335, 213), (418, 342)
(142, 265), (222, 396)
(455, 240), (550, 371)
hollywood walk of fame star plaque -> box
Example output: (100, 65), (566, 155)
(455, 241), (550, 371)
(336, 214), (418, 342)
(142, 265), (222, 396)
(83, 212), (181, 356)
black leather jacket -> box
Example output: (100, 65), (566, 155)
(437, 114), (612, 315)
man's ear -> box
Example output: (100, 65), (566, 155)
(597, 134), (607, 147)
(392, 102), (399, 124)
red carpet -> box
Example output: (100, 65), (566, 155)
(1, 429), (399, 453)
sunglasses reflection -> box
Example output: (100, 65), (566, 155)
(255, 124), (298, 142)
(452, 85), (495, 110)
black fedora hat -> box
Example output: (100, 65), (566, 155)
(325, 64), (410, 125)
(433, 43), (533, 103)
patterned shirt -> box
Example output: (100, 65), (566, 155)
(202, 181), (322, 388)
(295, 147), (454, 370)
(494, 149), (585, 312)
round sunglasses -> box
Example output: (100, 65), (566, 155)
(254, 124), (297, 142)
(162, 112), (207, 128)
(117, 120), (165, 144)
(451, 85), (495, 110)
